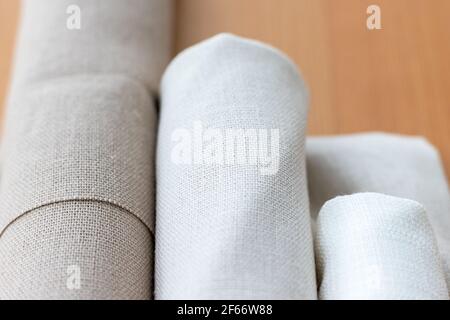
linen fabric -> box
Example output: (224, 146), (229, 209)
(9, 0), (173, 94)
(0, 76), (155, 300)
(307, 133), (450, 292)
(315, 193), (449, 300)
(155, 34), (316, 299)
(0, 0), (172, 299)
(0, 202), (152, 299)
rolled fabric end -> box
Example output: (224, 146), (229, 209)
(155, 34), (316, 299)
(0, 75), (155, 232)
(315, 193), (449, 300)
(306, 133), (450, 292)
(11, 0), (173, 93)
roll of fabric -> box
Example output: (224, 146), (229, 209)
(9, 0), (172, 93)
(307, 133), (450, 292)
(315, 193), (449, 300)
(155, 34), (316, 299)
(0, 0), (173, 299)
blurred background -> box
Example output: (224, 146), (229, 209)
(1, 0), (449, 176)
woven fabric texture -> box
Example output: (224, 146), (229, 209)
(0, 75), (156, 300)
(155, 34), (316, 299)
(0, 0), (171, 299)
(307, 133), (450, 292)
(315, 193), (449, 300)
(9, 0), (172, 94)
(0, 76), (155, 233)
(0, 201), (152, 300)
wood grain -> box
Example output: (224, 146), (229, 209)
(1, 0), (449, 177)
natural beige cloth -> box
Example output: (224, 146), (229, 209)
(0, 0), (173, 299)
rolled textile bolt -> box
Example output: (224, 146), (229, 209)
(156, 33), (316, 299)
(315, 193), (449, 300)
(0, 76), (155, 299)
(307, 133), (450, 293)
(0, 202), (152, 299)
(10, 0), (173, 94)
(0, 0), (173, 299)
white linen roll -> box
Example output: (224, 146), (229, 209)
(307, 133), (450, 291)
(155, 34), (316, 299)
(316, 193), (449, 300)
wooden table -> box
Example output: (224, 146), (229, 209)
(1, 0), (449, 177)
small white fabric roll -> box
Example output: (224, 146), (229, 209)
(155, 33), (316, 299)
(307, 133), (450, 291)
(316, 193), (449, 300)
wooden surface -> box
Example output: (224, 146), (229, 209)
(1, 0), (449, 176)
(0, 0), (19, 128)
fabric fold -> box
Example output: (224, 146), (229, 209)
(0, 75), (155, 233)
(315, 193), (449, 300)
(0, 0), (172, 299)
(155, 33), (316, 299)
(0, 75), (155, 301)
(307, 133), (450, 292)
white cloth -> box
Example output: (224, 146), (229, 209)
(0, 75), (155, 300)
(307, 133), (450, 291)
(155, 33), (317, 299)
(316, 193), (449, 300)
